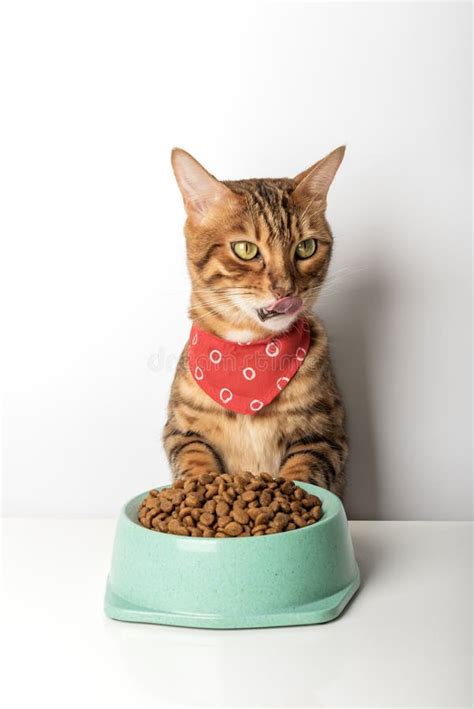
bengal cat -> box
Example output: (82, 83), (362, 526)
(163, 146), (348, 498)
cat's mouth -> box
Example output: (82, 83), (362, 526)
(257, 296), (303, 322)
(257, 308), (284, 322)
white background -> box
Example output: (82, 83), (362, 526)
(1, 1), (472, 520)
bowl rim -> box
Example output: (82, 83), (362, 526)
(122, 482), (342, 542)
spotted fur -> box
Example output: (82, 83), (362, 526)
(163, 147), (348, 498)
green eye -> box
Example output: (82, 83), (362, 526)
(232, 241), (259, 261)
(295, 238), (317, 260)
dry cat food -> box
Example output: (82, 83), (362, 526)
(138, 472), (322, 538)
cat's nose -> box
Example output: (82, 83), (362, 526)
(271, 286), (295, 299)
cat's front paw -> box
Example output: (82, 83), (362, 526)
(174, 465), (220, 482)
(278, 469), (312, 483)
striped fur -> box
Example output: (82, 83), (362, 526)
(164, 147), (348, 498)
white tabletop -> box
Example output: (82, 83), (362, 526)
(2, 519), (472, 708)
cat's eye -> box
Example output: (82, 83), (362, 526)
(295, 238), (317, 260)
(232, 241), (259, 261)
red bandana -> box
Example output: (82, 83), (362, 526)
(188, 318), (311, 415)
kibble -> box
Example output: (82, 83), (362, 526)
(138, 472), (323, 538)
(232, 508), (249, 525)
(216, 501), (230, 517)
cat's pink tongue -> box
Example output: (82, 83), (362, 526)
(267, 295), (303, 315)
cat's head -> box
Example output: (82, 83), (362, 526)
(171, 146), (345, 340)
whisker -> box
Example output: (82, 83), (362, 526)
(193, 293), (255, 307)
(162, 285), (260, 295)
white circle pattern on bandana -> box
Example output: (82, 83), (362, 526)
(250, 399), (264, 412)
(265, 341), (280, 357)
(194, 366), (204, 380)
(243, 367), (256, 381)
(220, 388), (233, 404)
(296, 347), (306, 361)
(276, 376), (289, 391)
(192, 333), (198, 345)
(210, 349), (222, 364)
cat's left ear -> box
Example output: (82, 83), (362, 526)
(171, 148), (240, 224)
(293, 146), (346, 210)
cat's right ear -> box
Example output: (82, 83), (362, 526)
(171, 148), (237, 223)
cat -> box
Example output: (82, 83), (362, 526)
(163, 146), (348, 498)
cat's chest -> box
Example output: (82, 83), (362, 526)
(223, 414), (283, 476)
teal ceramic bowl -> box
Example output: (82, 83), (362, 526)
(104, 482), (360, 629)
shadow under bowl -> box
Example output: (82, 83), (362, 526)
(104, 482), (360, 629)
